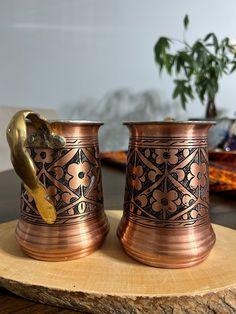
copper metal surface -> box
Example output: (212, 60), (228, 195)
(8, 112), (109, 261)
(16, 213), (109, 261)
(6, 111), (66, 224)
(117, 121), (216, 268)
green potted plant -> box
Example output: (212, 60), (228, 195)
(154, 15), (236, 118)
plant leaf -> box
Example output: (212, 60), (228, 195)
(172, 85), (180, 99)
(154, 37), (171, 73)
(173, 79), (193, 110)
(183, 15), (189, 30)
(204, 33), (219, 52)
(230, 61), (236, 73)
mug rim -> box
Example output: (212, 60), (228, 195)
(49, 120), (103, 125)
(123, 120), (216, 125)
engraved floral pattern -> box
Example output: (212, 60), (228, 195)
(155, 149), (179, 164)
(47, 185), (73, 204)
(151, 189), (181, 213)
(188, 162), (207, 189)
(67, 162), (91, 190)
(148, 169), (161, 181)
(47, 185), (59, 202)
(137, 194), (148, 207)
(34, 149), (54, 163)
(21, 145), (103, 226)
(51, 166), (64, 180)
(127, 165), (145, 191)
(124, 140), (209, 227)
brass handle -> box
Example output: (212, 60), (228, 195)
(6, 110), (65, 224)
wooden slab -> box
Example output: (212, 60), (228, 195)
(0, 211), (235, 313)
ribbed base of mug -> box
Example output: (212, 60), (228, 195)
(117, 216), (216, 268)
(18, 240), (105, 261)
(120, 245), (212, 269)
(15, 213), (109, 261)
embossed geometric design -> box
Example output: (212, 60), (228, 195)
(21, 137), (103, 225)
(124, 136), (209, 228)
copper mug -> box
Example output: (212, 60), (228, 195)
(117, 121), (216, 268)
(7, 110), (109, 261)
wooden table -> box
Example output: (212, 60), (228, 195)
(0, 165), (235, 313)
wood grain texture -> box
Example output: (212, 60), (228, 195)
(0, 210), (235, 314)
(0, 288), (78, 313)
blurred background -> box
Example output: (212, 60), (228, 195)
(0, 0), (236, 153)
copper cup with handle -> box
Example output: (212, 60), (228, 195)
(117, 121), (216, 268)
(6, 110), (109, 261)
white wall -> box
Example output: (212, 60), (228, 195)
(0, 0), (236, 119)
